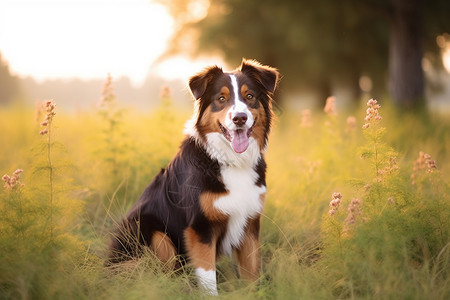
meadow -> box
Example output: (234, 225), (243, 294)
(0, 82), (449, 299)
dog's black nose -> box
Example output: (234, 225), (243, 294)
(232, 113), (248, 126)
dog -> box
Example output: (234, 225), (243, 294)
(107, 59), (279, 295)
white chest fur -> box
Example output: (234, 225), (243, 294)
(213, 165), (266, 256)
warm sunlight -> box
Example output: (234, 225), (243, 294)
(155, 55), (227, 81)
(0, 0), (175, 86)
(444, 48), (450, 73)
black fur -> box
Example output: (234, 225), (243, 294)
(107, 137), (229, 263)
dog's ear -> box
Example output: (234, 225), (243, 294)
(189, 66), (224, 100)
(240, 59), (279, 94)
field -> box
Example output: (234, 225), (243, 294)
(1, 88), (449, 299)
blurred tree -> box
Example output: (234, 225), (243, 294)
(160, 0), (450, 109)
(358, 0), (450, 109)
(0, 53), (19, 105)
(388, 0), (425, 109)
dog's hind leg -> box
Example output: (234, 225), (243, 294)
(151, 231), (177, 269)
(105, 218), (143, 265)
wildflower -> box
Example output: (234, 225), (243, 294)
(332, 192), (342, 200)
(39, 100), (56, 136)
(411, 151), (437, 184)
(413, 152), (426, 172)
(160, 85), (172, 99)
(345, 198), (361, 225)
(2, 169), (25, 190)
(328, 192), (342, 215)
(2, 174), (9, 182)
(346, 116), (356, 133)
(100, 73), (115, 107)
(324, 96), (336, 116)
(423, 153), (437, 173)
(377, 156), (399, 182)
(300, 109), (312, 127)
(13, 169), (23, 177)
(362, 98), (381, 128)
(427, 159), (437, 172)
(159, 85), (173, 107)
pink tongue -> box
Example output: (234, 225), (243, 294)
(231, 129), (249, 153)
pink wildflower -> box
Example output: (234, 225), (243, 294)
(301, 109), (312, 127)
(328, 192), (342, 215)
(160, 85), (172, 99)
(13, 169), (23, 176)
(411, 151), (437, 184)
(2, 169), (25, 190)
(332, 192), (342, 200)
(324, 96), (337, 116)
(346, 116), (356, 133)
(345, 198), (361, 225)
(99, 73), (115, 107)
(362, 98), (381, 129)
(377, 156), (399, 182)
(39, 100), (56, 136)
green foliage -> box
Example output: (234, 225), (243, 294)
(0, 95), (449, 299)
(320, 100), (450, 299)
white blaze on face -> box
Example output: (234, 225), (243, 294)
(225, 75), (254, 153)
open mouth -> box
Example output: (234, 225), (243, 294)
(218, 119), (255, 153)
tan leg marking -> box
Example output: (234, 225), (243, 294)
(184, 227), (217, 271)
(151, 231), (176, 267)
(236, 217), (261, 281)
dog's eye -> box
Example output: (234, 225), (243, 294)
(218, 96), (226, 102)
(246, 94), (254, 100)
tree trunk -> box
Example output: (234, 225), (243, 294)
(388, 0), (425, 110)
(317, 77), (333, 109)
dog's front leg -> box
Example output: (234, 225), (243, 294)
(236, 217), (261, 281)
(184, 227), (218, 296)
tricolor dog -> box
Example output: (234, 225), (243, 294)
(107, 59), (279, 295)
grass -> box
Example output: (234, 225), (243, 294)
(0, 91), (449, 299)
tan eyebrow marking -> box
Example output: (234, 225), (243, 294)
(241, 84), (249, 95)
(220, 86), (230, 97)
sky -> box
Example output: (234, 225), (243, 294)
(0, 0), (220, 86)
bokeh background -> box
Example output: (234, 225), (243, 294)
(1, 0), (450, 112)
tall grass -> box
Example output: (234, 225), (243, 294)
(0, 87), (449, 299)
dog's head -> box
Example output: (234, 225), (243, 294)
(186, 59), (279, 157)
